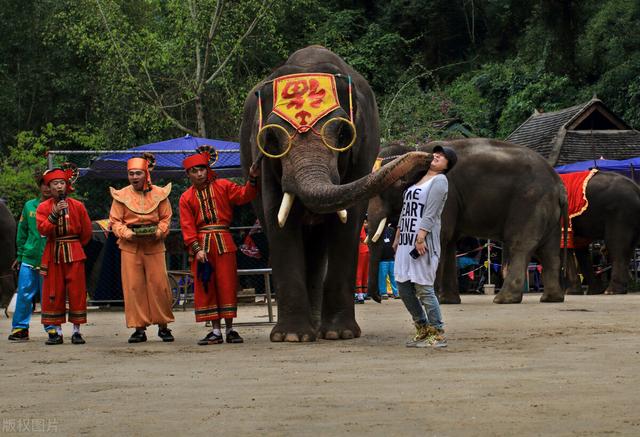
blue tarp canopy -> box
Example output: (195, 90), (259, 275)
(85, 135), (243, 179)
(555, 157), (640, 181)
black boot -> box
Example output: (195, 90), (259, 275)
(45, 332), (63, 345)
(71, 332), (86, 344)
(158, 328), (174, 342)
(8, 329), (29, 342)
(128, 329), (147, 343)
(226, 330), (244, 344)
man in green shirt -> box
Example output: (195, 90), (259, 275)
(8, 174), (52, 341)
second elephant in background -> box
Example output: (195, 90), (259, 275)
(367, 138), (568, 305)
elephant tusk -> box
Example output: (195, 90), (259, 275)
(371, 217), (387, 243)
(278, 192), (295, 228)
(364, 235), (369, 244)
(337, 209), (348, 223)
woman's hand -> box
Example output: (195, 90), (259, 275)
(415, 230), (428, 255)
(415, 239), (428, 256)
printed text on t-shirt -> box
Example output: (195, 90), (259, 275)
(398, 188), (425, 246)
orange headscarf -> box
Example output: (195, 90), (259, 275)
(127, 157), (152, 192)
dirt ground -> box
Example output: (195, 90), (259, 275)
(1, 293), (639, 436)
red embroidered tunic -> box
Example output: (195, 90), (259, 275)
(358, 225), (369, 254)
(179, 179), (257, 254)
(36, 197), (93, 271)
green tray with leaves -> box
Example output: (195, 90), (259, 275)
(132, 225), (158, 236)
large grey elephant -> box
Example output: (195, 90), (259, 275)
(564, 171), (640, 295)
(239, 46), (429, 341)
(0, 201), (17, 309)
(367, 139), (568, 304)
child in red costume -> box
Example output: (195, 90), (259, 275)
(355, 221), (370, 303)
(36, 167), (92, 345)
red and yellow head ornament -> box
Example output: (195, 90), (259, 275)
(42, 162), (79, 193)
(182, 145), (219, 182)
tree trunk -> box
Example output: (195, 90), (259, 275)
(195, 94), (207, 137)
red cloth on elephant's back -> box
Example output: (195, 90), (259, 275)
(559, 169), (598, 249)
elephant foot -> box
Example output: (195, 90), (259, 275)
(319, 316), (361, 340)
(270, 321), (317, 342)
(438, 294), (461, 304)
(540, 292), (565, 303)
(493, 291), (523, 304)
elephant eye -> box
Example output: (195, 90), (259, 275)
(336, 123), (351, 147)
(321, 117), (356, 152)
(257, 124), (292, 158)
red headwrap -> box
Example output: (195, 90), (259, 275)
(182, 154), (209, 170)
(42, 168), (75, 193)
(183, 150), (215, 182)
(127, 157), (152, 191)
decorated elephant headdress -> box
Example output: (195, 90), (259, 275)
(254, 73), (357, 158)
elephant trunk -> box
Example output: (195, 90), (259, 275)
(287, 151), (431, 214)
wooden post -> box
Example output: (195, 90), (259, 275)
(487, 240), (491, 285)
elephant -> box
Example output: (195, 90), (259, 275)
(366, 138), (568, 305)
(563, 171), (640, 295)
(239, 46), (430, 341)
(0, 201), (17, 310)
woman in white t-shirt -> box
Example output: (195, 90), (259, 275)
(393, 145), (457, 348)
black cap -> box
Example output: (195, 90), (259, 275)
(432, 145), (457, 173)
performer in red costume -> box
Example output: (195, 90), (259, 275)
(354, 221), (370, 304)
(36, 165), (92, 345)
(179, 146), (260, 345)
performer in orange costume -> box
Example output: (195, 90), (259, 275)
(355, 220), (369, 304)
(179, 146), (260, 345)
(109, 154), (175, 343)
(36, 166), (92, 345)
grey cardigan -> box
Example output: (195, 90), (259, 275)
(418, 174), (448, 258)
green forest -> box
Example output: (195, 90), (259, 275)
(1, 0), (639, 214)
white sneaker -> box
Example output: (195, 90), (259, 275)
(405, 324), (440, 347)
(406, 338), (430, 348)
(427, 333), (448, 348)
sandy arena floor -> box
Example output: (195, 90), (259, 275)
(1, 293), (639, 436)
